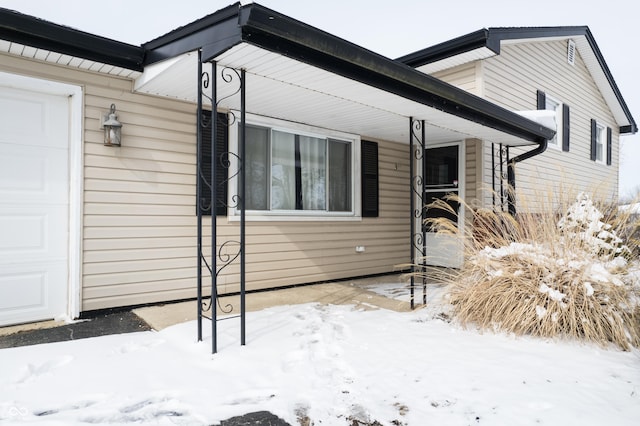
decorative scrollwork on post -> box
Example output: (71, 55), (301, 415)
(216, 67), (242, 109)
(196, 57), (247, 353)
(412, 175), (424, 226)
(409, 117), (427, 309)
(200, 240), (241, 315)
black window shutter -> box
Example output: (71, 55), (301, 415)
(536, 90), (546, 110)
(361, 140), (379, 218)
(198, 110), (229, 216)
(606, 127), (612, 165)
(590, 119), (597, 161)
(562, 104), (570, 152)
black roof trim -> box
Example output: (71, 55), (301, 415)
(142, 3), (243, 66)
(0, 4), (555, 144)
(0, 8), (145, 71)
(397, 26), (637, 134)
(160, 3), (551, 144)
(239, 4), (553, 143)
(398, 29), (498, 68)
(397, 26), (591, 68)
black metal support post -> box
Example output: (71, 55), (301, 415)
(420, 121), (427, 306)
(196, 58), (247, 354)
(409, 118), (415, 310)
(409, 117), (427, 309)
(211, 60), (219, 354)
(240, 68), (246, 346)
(196, 53), (203, 342)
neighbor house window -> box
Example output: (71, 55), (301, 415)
(595, 122), (605, 162)
(590, 119), (606, 163)
(590, 119), (613, 165)
(243, 123), (354, 215)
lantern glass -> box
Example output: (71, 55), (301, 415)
(103, 104), (122, 146)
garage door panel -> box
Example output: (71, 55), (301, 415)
(0, 87), (68, 148)
(0, 208), (68, 260)
(0, 272), (47, 312)
(0, 79), (71, 326)
(0, 143), (69, 204)
(0, 263), (67, 326)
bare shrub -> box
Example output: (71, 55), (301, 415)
(618, 198), (640, 258)
(422, 192), (640, 350)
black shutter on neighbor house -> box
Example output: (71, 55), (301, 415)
(562, 104), (570, 152)
(606, 126), (612, 165)
(198, 110), (229, 216)
(590, 119), (597, 161)
(536, 90), (546, 110)
(361, 140), (379, 218)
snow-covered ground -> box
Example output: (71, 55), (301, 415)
(619, 202), (640, 215)
(1, 290), (639, 425)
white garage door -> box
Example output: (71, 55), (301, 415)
(0, 84), (70, 326)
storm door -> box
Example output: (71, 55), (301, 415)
(424, 143), (463, 267)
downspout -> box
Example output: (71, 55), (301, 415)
(506, 138), (548, 216)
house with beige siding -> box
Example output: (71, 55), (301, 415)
(398, 27), (637, 214)
(0, 4), (634, 328)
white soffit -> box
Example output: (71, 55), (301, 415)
(134, 43), (539, 146)
(415, 47), (496, 74)
(0, 39), (141, 79)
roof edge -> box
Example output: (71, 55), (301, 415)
(142, 3), (243, 66)
(396, 26), (591, 68)
(580, 27), (637, 134)
(236, 4), (554, 144)
(0, 7), (145, 71)
(396, 29), (497, 68)
(0, 4), (556, 144)
(143, 2), (241, 50)
(397, 26), (636, 135)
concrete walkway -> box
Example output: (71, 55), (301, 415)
(134, 274), (413, 331)
(0, 274), (418, 346)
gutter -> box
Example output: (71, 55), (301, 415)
(0, 8), (144, 71)
(140, 2), (553, 144)
(234, 4), (554, 145)
(396, 29), (498, 68)
(506, 139), (549, 215)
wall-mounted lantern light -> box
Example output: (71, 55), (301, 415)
(103, 103), (122, 146)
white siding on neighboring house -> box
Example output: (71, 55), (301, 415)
(1, 52), (412, 313)
(480, 41), (619, 210)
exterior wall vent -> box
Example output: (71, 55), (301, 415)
(567, 39), (576, 66)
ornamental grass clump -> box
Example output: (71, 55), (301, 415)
(428, 192), (640, 350)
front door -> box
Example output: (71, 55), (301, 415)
(424, 143), (463, 268)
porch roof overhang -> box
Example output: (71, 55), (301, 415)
(138, 3), (554, 146)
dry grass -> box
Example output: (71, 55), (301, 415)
(420, 192), (640, 350)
